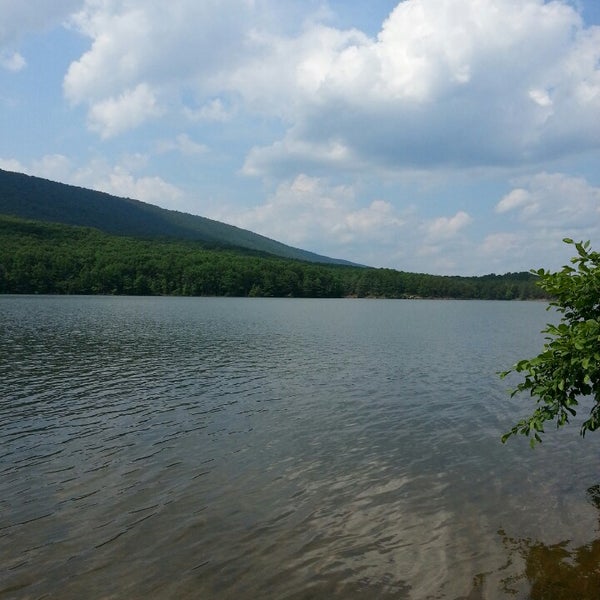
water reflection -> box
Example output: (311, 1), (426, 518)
(3, 297), (599, 599)
(474, 484), (600, 600)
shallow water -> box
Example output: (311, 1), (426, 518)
(1, 296), (600, 599)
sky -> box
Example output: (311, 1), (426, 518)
(1, 0), (600, 275)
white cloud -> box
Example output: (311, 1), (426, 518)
(528, 88), (553, 108)
(156, 134), (208, 156)
(63, 0), (272, 135)
(237, 0), (600, 175)
(208, 173), (477, 274)
(495, 189), (531, 213)
(62, 158), (184, 207)
(32, 154), (74, 182)
(424, 211), (473, 240)
(87, 83), (162, 138)
(478, 172), (600, 273)
(184, 99), (233, 122)
(340, 199), (404, 236)
(495, 172), (600, 230)
(97, 166), (184, 206)
(211, 173), (406, 251)
(0, 157), (27, 172)
(478, 229), (578, 274)
(243, 136), (358, 177)
(207, 168), (600, 274)
(61, 0), (600, 172)
(1, 154), (74, 182)
(480, 232), (521, 256)
(0, 51), (26, 72)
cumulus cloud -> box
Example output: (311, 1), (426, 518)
(211, 173), (406, 253)
(243, 0), (600, 174)
(478, 228), (580, 274)
(63, 0), (275, 136)
(156, 133), (208, 156)
(0, 51), (26, 72)
(243, 136), (358, 177)
(62, 157), (184, 207)
(477, 172), (600, 273)
(0, 157), (27, 173)
(495, 189), (531, 214)
(184, 99), (233, 122)
(480, 232), (521, 256)
(423, 211), (473, 240)
(208, 168), (600, 274)
(410, 211), (474, 273)
(95, 166), (184, 205)
(0, 154), (73, 181)
(495, 172), (600, 230)
(209, 173), (408, 268)
(208, 174), (475, 274)
(87, 83), (162, 138)
(61, 0), (600, 172)
(32, 154), (74, 181)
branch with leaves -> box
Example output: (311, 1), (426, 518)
(501, 239), (600, 446)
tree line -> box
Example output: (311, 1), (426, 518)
(0, 215), (548, 300)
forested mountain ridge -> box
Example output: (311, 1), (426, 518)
(0, 214), (547, 300)
(0, 168), (356, 266)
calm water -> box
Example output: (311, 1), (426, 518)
(1, 296), (600, 599)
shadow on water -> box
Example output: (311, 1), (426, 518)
(467, 484), (600, 599)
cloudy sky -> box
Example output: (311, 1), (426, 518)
(1, 0), (600, 275)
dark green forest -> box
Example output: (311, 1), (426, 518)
(0, 215), (547, 300)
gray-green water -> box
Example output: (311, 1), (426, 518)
(1, 296), (600, 599)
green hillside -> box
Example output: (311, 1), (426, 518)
(0, 168), (356, 265)
(0, 214), (547, 300)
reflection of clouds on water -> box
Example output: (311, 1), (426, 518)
(5, 297), (600, 599)
(269, 460), (600, 599)
(275, 464), (510, 599)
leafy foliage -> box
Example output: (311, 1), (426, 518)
(501, 239), (600, 446)
(0, 215), (546, 300)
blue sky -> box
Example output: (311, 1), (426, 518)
(1, 0), (599, 275)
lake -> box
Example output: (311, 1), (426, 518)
(1, 296), (600, 599)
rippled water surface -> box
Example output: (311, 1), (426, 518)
(2, 296), (600, 599)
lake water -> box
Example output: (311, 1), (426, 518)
(2, 296), (600, 599)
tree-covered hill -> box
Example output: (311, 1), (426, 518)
(0, 215), (547, 300)
(0, 168), (356, 266)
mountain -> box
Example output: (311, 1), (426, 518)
(0, 168), (357, 265)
